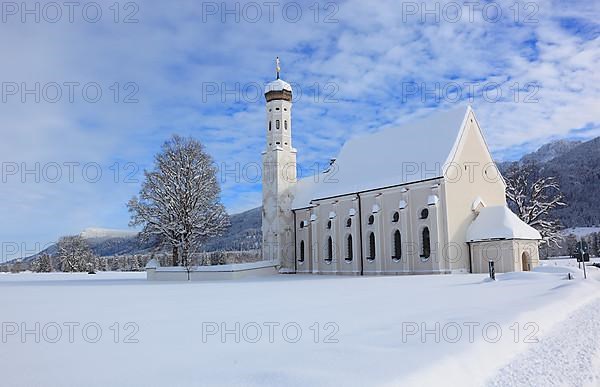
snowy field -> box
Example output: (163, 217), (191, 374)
(1, 261), (600, 387)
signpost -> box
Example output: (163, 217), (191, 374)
(575, 240), (589, 279)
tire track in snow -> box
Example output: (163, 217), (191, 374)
(486, 297), (600, 387)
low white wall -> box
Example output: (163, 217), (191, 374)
(146, 261), (278, 281)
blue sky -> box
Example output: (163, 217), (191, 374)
(1, 0), (599, 260)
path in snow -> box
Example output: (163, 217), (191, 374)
(486, 297), (600, 387)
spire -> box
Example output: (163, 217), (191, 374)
(276, 56), (281, 79)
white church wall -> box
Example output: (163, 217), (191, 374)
(469, 240), (539, 273)
(295, 209), (313, 273)
(294, 177), (456, 275)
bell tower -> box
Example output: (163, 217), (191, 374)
(262, 57), (297, 273)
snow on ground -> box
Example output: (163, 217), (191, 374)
(1, 264), (599, 387)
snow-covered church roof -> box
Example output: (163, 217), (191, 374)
(292, 106), (472, 209)
(466, 206), (542, 242)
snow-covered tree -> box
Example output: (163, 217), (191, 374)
(118, 256), (128, 271)
(56, 235), (94, 272)
(110, 255), (120, 271)
(131, 255), (141, 271)
(99, 256), (109, 271)
(504, 163), (566, 247)
(33, 253), (53, 273)
(592, 232), (600, 257)
(128, 135), (230, 266)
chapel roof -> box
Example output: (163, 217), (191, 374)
(292, 105), (472, 209)
(466, 205), (542, 242)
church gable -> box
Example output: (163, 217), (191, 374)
(442, 107), (505, 189)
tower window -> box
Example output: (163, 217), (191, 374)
(276, 120), (280, 129)
(421, 227), (431, 259)
(284, 108), (287, 111)
(299, 221), (305, 229)
(269, 121), (272, 131)
(284, 120), (288, 130)
(420, 208), (429, 219)
(276, 107), (280, 111)
(346, 234), (353, 262)
(299, 240), (305, 263)
(392, 212), (400, 223)
(368, 215), (375, 225)
(327, 220), (332, 229)
(325, 237), (333, 263)
(346, 218), (352, 228)
(392, 230), (402, 261)
(367, 232), (376, 261)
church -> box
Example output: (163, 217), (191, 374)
(261, 63), (541, 276)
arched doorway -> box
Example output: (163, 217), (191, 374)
(521, 251), (530, 271)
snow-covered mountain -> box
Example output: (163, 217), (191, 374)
(520, 139), (582, 164)
(24, 207), (262, 262)
(80, 228), (139, 240)
(499, 136), (600, 228)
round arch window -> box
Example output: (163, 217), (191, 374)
(368, 215), (375, 225)
(420, 208), (429, 219)
(392, 211), (400, 223)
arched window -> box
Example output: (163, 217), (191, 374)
(420, 208), (429, 219)
(276, 120), (280, 129)
(368, 215), (375, 225)
(299, 221), (305, 229)
(421, 227), (431, 259)
(326, 237), (333, 263)
(392, 230), (402, 261)
(368, 232), (376, 261)
(327, 220), (332, 229)
(346, 218), (352, 228)
(346, 235), (353, 262)
(284, 120), (288, 130)
(392, 212), (400, 223)
(269, 121), (272, 131)
(299, 240), (305, 263)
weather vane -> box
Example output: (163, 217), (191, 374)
(276, 56), (281, 79)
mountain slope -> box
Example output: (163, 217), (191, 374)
(499, 137), (600, 228)
(25, 207), (263, 262)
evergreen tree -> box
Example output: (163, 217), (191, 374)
(131, 255), (141, 271)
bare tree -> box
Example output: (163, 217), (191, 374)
(56, 235), (94, 272)
(128, 135), (230, 266)
(505, 162), (566, 247)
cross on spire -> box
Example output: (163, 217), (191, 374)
(276, 57), (281, 79)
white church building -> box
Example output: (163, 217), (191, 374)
(261, 66), (541, 276)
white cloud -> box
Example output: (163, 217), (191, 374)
(1, 0), (599, 258)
